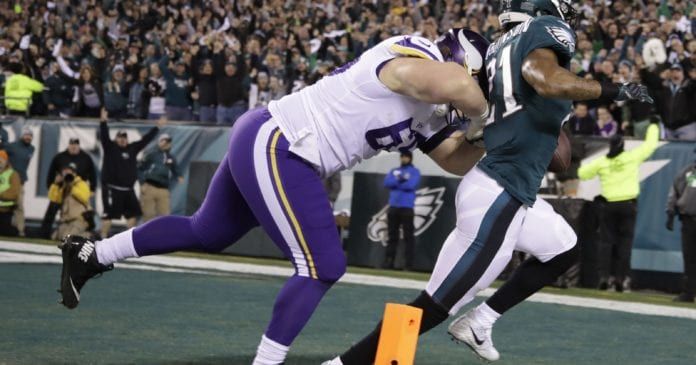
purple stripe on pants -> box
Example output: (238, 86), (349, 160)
(132, 107), (346, 346)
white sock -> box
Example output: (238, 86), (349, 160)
(95, 229), (139, 266)
(252, 335), (289, 365)
(473, 302), (501, 328)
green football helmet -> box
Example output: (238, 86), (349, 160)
(498, 0), (578, 28)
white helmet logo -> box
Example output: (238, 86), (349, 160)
(456, 31), (484, 74)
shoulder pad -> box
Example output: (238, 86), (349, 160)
(389, 36), (444, 62)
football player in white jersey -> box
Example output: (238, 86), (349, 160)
(57, 29), (491, 364)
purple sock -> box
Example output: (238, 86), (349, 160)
(132, 216), (204, 256)
(265, 275), (333, 346)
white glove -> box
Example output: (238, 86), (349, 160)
(465, 105), (490, 148)
(19, 35), (31, 50)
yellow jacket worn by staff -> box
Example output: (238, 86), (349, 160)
(0, 166), (21, 212)
(4, 73), (44, 112)
(578, 124), (660, 202)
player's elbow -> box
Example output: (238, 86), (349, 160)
(531, 83), (557, 98)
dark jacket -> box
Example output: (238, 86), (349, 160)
(46, 150), (97, 190)
(103, 80), (129, 117)
(127, 80), (147, 119)
(641, 66), (696, 130)
(43, 74), (74, 109)
(140, 148), (180, 188)
(569, 115), (599, 136)
(100, 121), (158, 188)
(213, 53), (247, 107)
(667, 162), (696, 218)
(6, 140), (35, 183)
(159, 56), (192, 108)
(192, 56), (217, 107)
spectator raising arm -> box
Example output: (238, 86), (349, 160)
(130, 116), (167, 153)
(53, 40), (79, 80)
(99, 108), (116, 150)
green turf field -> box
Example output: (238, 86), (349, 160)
(1, 263), (695, 365)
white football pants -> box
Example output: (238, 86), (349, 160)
(425, 167), (577, 314)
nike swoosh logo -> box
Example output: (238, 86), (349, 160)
(471, 328), (485, 346)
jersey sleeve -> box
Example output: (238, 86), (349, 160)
(416, 113), (458, 154)
(520, 16), (576, 66)
(388, 36), (445, 62)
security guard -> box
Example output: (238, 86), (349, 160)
(666, 147), (696, 302)
(578, 122), (660, 292)
(4, 63), (43, 115)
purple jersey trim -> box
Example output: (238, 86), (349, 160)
(396, 37), (441, 61)
(375, 57), (394, 78)
(329, 56), (361, 76)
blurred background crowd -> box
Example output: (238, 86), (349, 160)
(0, 0), (694, 139)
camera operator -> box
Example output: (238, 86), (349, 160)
(40, 138), (97, 238)
(48, 163), (92, 239)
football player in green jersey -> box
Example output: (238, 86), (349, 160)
(445, 0), (652, 361)
(325, 1), (653, 364)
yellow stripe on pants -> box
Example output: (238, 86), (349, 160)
(269, 129), (318, 279)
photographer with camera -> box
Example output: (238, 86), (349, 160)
(48, 163), (93, 239)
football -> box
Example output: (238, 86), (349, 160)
(548, 129), (571, 173)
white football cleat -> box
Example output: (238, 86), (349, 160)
(321, 357), (343, 365)
(448, 310), (500, 362)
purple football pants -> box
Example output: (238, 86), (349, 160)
(131, 107), (346, 346)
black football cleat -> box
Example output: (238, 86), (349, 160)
(59, 235), (113, 309)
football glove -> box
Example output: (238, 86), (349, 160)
(465, 105), (489, 148)
(615, 82), (654, 104)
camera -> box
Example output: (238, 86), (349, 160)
(64, 173), (75, 183)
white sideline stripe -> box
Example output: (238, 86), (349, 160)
(0, 252), (231, 276)
(2, 241), (696, 320)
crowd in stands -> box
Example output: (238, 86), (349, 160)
(0, 0), (694, 139)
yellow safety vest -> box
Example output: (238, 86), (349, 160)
(0, 168), (16, 207)
(578, 124), (660, 202)
(4, 74), (43, 112)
